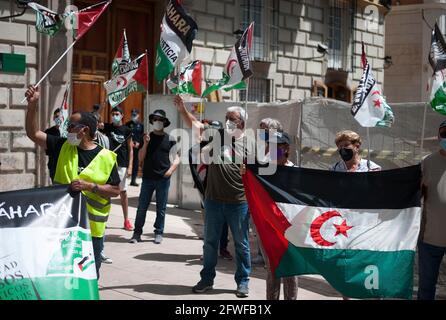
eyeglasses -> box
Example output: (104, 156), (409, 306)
(67, 122), (86, 130)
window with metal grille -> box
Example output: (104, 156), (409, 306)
(327, 0), (354, 71)
(239, 77), (271, 102)
(240, 0), (279, 62)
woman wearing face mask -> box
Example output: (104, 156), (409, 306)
(331, 130), (381, 172)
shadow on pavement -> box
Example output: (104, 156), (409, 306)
(134, 252), (202, 263)
(99, 284), (235, 296)
(297, 276), (342, 298)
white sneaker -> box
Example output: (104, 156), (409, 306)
(154, 234), (163, 244)
(101, 253), (113, 264)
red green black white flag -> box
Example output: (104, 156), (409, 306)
(166, 60), (202, 96)
(243, 164), (422, 299)
(67, 1), (111, 41)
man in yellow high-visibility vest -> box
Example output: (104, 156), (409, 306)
(25, 85), (121, 278)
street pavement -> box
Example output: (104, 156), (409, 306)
(98, 179), (343, 300)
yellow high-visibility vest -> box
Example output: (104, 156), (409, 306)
(54, 141), (117, 237)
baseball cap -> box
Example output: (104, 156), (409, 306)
(270, 131), (291, 145)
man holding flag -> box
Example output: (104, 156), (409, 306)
(24, 85), (121, 278)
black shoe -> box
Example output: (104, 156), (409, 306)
(129, 236), (142, 243)
(130, 182), (139, 187)
(192, 281), (213, 293)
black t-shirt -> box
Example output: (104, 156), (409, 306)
(125, 120), (144, 146)
(44, 126), (60, 137)
(46, 135), (120, 185)
(103, 123), (132, 167)
(143, 132), (177, 180)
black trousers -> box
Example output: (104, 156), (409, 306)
(131, 147), (139, 183)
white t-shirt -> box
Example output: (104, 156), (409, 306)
(330, 159), (381, 172)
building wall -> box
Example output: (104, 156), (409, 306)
(0, 0), (39, 191)
(384, 1), (446, 103)
(188, 0), (386, 102)
(0, 0), (72, 191)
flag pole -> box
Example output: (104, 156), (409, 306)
(21, 40), (77, 103)
(366, 127), (371, 170)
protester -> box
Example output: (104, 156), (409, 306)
(44, 108), (63, 181)
(189, 119), (232, 261)
(104, 106), (134, 231)
(331, 130), (381, 172)
(44, 108), (63, 137)
(25, 85), (120, 278)
(252, 117), (284, 266)
(331, 130), (381, 300)
(417, 120), (446, 300)
(175, 95), (254, 298)
(125, 109), (144, 186)
(129, 109), (180, 245)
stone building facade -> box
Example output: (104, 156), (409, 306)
(0, 0), (388, 191)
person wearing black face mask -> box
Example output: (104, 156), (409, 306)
(331, 130), (381, 172)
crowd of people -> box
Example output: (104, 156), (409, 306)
(24, 85), (446, 300)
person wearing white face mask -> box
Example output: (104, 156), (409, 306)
(174, 95), (255, 298)
(104, 106), (134, 231)
(44, 108), (64, 181)
(417, 120), (446, 300)
(130, 109), (179, 245)
(24, 85), (121, 278)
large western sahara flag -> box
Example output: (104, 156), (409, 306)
(155, 0), (198, 83)
(243, 164), (422, 299)
(0, 185), (98, 300)
(104, 53), (149, 107)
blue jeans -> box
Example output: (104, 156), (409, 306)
(417, 241), (446, 300)
(133, 177), (170, 236)
(92, 236), (104, 279)
(200, 199), (251, 286)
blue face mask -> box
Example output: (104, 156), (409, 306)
(440, 138), (446, 151)
(259, 131), (269, 141)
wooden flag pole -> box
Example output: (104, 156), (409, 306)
(21, 40), (77, 103)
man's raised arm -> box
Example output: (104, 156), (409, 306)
(25, 86), (47, 149)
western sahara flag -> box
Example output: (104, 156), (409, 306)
(155, 0), (198, 83)
(351, 44), (394, 127)
(104, 53), (149, 107)
(428, 24), (446, 116)
(243, 165), (422, 299)
(112, 29), (131, 78)
(0, 185), (98, 300)
(27, 2), (64, 36)
(167, 60), (202, 96)
(202, 22), (254, 98)
(68, 1), (111, 41)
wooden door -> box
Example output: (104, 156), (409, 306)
(72, 0), (156, 124)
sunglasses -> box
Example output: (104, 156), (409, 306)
(67, 123), (86, 130)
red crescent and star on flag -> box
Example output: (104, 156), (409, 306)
(116, 76), (128, 88)
(372, 90), (382, 108)
(310, 210), (353, 247)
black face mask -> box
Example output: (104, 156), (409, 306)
(339, 148), (354, 162)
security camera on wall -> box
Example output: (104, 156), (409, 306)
(317, 43), (328, 55)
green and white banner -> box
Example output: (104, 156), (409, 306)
(0, 185), (99, 300)
(155, 0), (198, 83)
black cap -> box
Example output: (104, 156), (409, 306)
(209, 120), (223, 130)
(111, 105), (123, 114)
(271, 131), (291, 145)
(149, 109), (170, 127)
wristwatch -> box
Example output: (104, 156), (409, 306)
(92, 183), (99, 193)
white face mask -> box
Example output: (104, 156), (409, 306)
(67, 132), (82, 146)
(225, 120), (238, 135)
(112, 115), (122, 124)
(153, 120), (164, 131)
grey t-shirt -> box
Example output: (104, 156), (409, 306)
(204, 132), (256, 203)
(421, 151), (446, 247)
